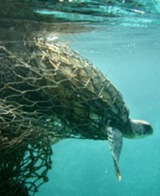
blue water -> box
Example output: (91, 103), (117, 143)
(37, 21), (160, 195)
(0, 1), (159, 195)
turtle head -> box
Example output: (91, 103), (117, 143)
(124, 119), (153, 138)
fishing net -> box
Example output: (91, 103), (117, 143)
(0, 100), (52, 195)
(0, 38), (128, 195)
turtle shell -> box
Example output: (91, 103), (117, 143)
(0, 38), (129, 140)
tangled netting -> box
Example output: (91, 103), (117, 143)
(0, 100), (52, 195)
(0, 38), (128, 195)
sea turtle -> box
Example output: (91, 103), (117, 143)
(0, 38), (153, 181)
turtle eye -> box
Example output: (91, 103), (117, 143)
(142, 123), (153, 135)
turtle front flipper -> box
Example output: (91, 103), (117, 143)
(107, 127), (123, 181)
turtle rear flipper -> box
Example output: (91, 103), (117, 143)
(107, 127), (123, 181)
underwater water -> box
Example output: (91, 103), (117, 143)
(0, 1), (160, 196)
(37, 15), (160, 196)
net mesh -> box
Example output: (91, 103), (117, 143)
(0, 38), (128, 195)
(0, 99), (52, 195)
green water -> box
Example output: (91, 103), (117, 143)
(0, 0), (159, 195)
(38, 15), (160, 196)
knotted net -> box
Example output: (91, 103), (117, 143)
(0, 38), (128, 195)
